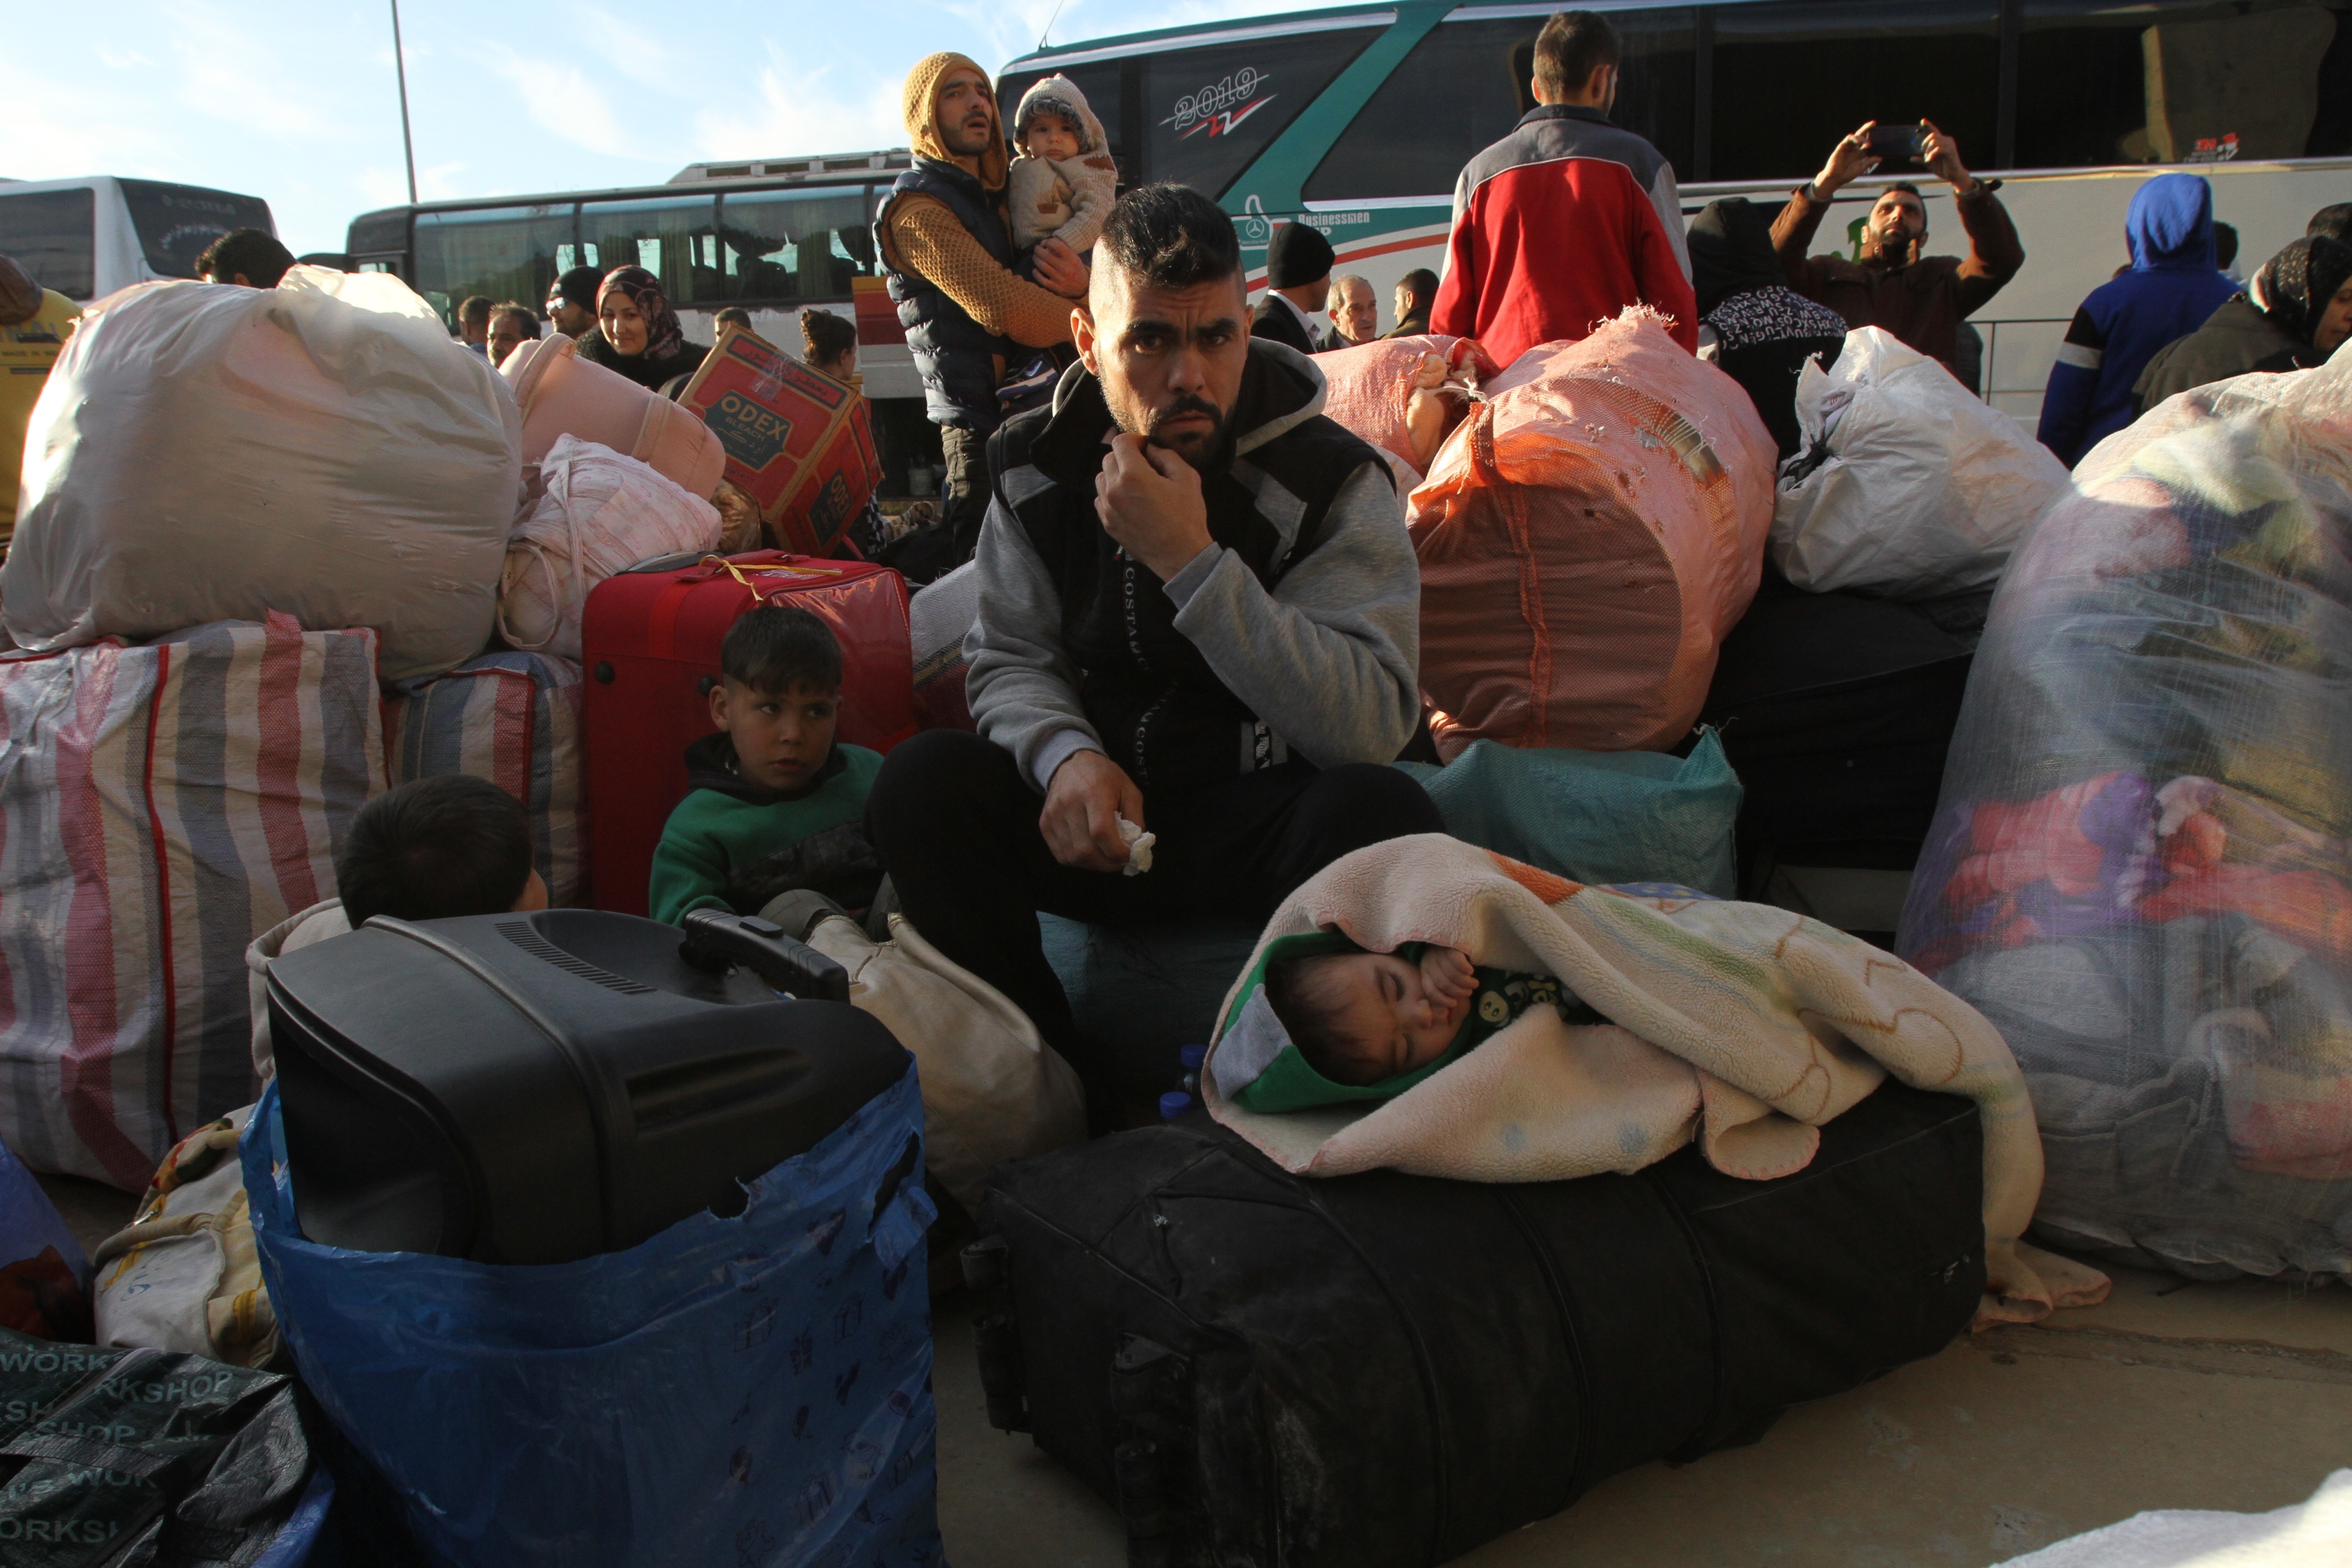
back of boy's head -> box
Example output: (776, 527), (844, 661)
(1265, 954), (1361, 1083)
(721, 604), (843, 696)
(337, 775), (534, 928)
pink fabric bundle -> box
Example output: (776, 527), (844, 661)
(1317, 334), (1494, 476)
(1409, 311), (1777, 757)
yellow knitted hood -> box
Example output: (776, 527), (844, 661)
(901, 52), (1008, 193)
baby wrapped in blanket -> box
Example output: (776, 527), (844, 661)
(1207, 833), (2113, 1328)
(1230, 934), (1597, 1113)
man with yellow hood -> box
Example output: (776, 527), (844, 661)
(879, 52), (1091, 582)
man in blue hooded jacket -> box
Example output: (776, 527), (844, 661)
(2037, 174), (2236, 467)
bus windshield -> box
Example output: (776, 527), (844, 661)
(118, 180), (276, 279)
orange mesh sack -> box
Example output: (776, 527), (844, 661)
(1409, 310), (1777, 757)
(1320, 335), (1496, 476)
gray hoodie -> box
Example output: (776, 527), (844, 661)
(966, 339), (1421, 793)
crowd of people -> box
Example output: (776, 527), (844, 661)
(4, 10), (2346, 1134)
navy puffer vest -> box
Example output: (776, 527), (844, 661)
(877, 160), (1017, 432)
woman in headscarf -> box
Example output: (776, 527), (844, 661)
(1687, 197), (1852, 457)
(577, 265), (708, 392)
(2133, 235), (2352, 417)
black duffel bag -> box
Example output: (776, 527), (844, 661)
(966, 1079), (1985, 1568)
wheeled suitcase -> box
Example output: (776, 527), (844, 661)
(968, 1080), (1984, 1568)
(580, 549), (917, 914)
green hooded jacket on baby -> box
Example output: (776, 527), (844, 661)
(1214, 932), (1597, 1114)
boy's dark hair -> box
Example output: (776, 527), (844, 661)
(1264, 954), (1359, 1083)
(1397, 268), (1439, 313)
(722, 604), (843, 695)
(715, 306), (754, 331)
(1097, 184), (1241, 292)
(336, 775), (534, 929)
(2215, 221), (2239, 271)
(193, 229), (295, 288)
(1533, 11), (1622, 99)
(458, 294), (494, 326)
(800, 307), (856, 366)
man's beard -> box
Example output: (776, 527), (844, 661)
(1141, 394), (1228, 470)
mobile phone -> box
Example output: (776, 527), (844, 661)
(1865, 122), (1927, 160)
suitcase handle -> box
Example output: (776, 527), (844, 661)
(678, 908), (851, 1003)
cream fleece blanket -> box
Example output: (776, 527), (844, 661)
(1204, 835), (2109, 1326)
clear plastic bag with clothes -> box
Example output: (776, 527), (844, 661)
(1897, 358), (2352, 1278)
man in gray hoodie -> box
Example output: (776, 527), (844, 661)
(867, 184), (1438, 1115)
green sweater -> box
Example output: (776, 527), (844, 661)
(648, 737), (885, 925)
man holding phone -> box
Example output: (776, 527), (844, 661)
(1768, 119), (2022, 379)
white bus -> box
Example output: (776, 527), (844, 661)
(998, 0), (2352, 428)
(0, 176), (278, 302)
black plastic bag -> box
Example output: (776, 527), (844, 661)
(0, 1329), (318, 1566)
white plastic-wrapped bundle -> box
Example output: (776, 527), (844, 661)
(5, 269), (520, 682)
(1897, 357), (2352, 1278)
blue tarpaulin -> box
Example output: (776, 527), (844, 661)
(243, 1066), (942, 1567)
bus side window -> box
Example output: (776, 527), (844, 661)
(0, 189), (97, 301)
(580, 195), (719, 306)
(413, 205), (576, 321)
(1302, 11), (1695, 204)
(1708, 2), (2000, 184)
(2021, 0), (2351, 168)
(714, 187), (872, 305)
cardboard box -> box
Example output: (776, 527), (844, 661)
(679, 327), (884, 557)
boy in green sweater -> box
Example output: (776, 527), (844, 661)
(648, 605), (887, 927)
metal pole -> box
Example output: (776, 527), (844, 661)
(390, 0), (419, 205)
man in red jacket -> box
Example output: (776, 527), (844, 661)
(1430, 10), (1696, 364)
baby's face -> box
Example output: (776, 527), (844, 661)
(1311, 953), (1470, 1085)
(1021, 111), (1082, 162)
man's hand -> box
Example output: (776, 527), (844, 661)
(1811, 121), (1881, 198)
(1041, 749), (1145, 873)
(1034, 238), (1090, 299)
(1096, 434), (1214, 580)
(1920, 120), (1979, 195)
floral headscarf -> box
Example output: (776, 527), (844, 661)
(596, 264), (685, 362)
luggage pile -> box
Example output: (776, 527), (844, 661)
(0, 270), (903, 1181)
(1405, 310), (1779, 757)
(1899, 354), (2352, 1277)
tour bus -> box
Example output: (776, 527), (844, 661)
(343, 150), (925, 399)
(997, 0), (2352, 428)
(343, 0), (2352, 433)
(0, 176), (277, 302)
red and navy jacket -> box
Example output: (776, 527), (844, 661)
(1430, 105), (1696, 365)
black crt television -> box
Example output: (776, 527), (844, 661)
(266, 907), (908, 1265)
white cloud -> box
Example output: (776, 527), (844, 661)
(694, 49), (907, 162)
(471, 43), (660, 163)
(577, 6), (689, 94)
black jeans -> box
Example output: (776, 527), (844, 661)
(880, 422), (991, 586)
(866, 729), (1442, 1106)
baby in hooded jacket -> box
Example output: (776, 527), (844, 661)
(1219, 933), (1598, 1114)
(1008, 74), (1118, 256)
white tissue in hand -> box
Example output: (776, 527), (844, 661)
(1117, 814), (1155, 876)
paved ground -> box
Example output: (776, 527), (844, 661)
(40, 1172), (2349, 1567)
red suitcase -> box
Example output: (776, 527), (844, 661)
(581, 550), (917, 915)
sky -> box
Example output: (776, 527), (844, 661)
(14, 0), (1327, 256)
